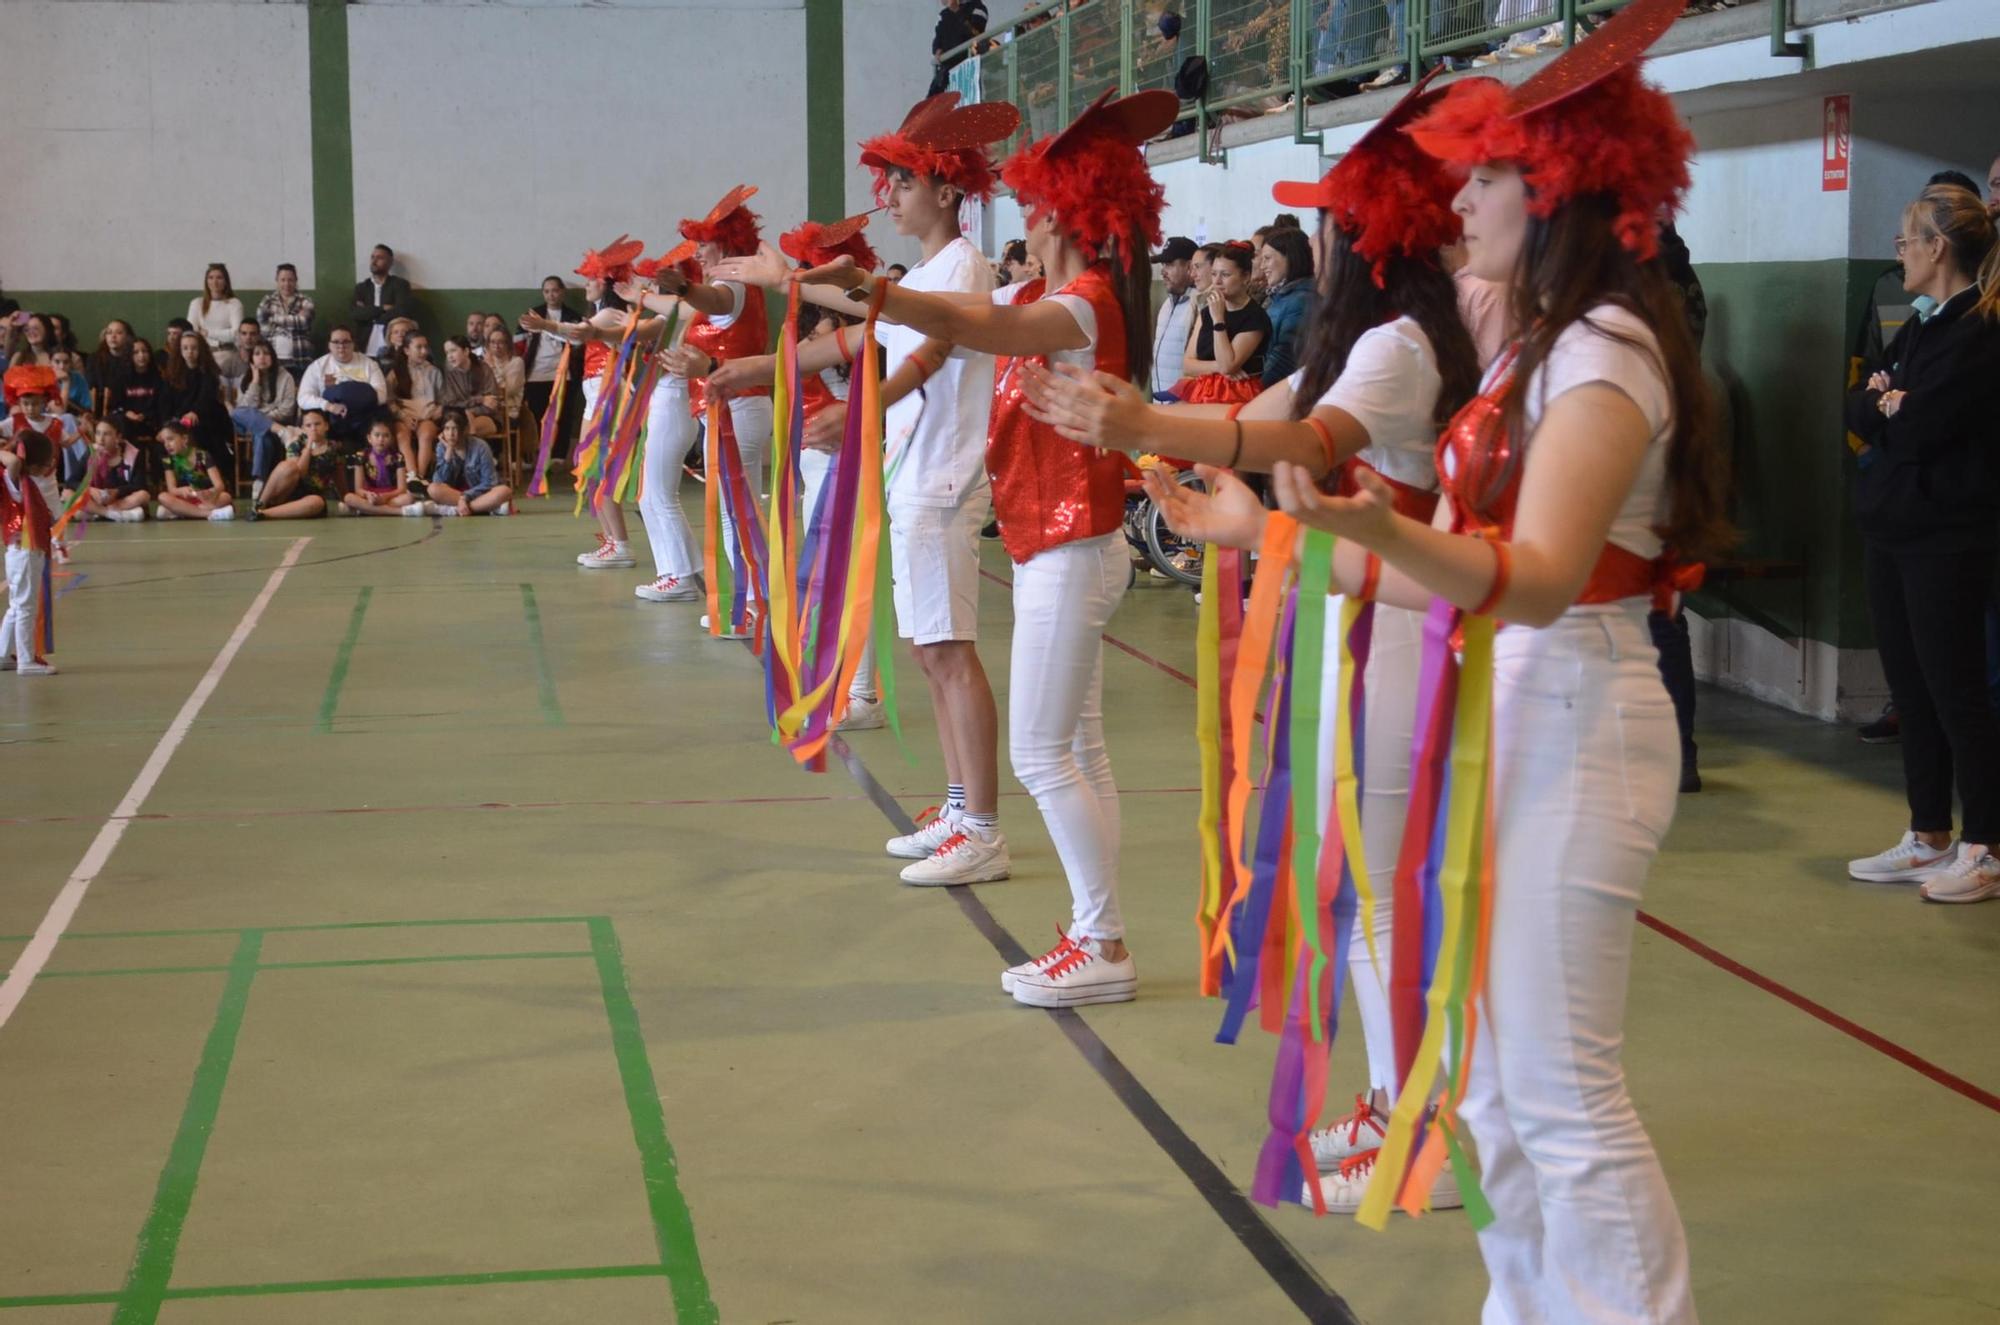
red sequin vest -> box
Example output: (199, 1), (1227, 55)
(687, 283), (770, 418)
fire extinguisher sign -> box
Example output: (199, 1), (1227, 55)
(1823, 95), (1851, 193)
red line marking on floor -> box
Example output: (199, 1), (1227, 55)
(980, 566), (1200, 688)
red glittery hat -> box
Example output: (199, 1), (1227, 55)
(574, 235), (646, 284)
(1407, 0), (1692, 260)
(778, 212), (882, 274)
(3, 363), (59, 408)
(634, 240), (701, 286)
(1271, 67), (1461, 286)
(679, 185), (763, 256)
(1000, 89), (1179, 269)
(859, 93), (1022, 204)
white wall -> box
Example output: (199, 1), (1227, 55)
(843, 0), (943, 271)
(1845, 88), (2000, 263)
(0, 1), (315, 289)
(347, 3), (809, 290)
(1679, 98), (1850, 266)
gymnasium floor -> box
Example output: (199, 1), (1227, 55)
(3, 505), (1996, 1325)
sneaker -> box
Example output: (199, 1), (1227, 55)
(635, 574), (702, 603)
(1300, 1148), (1463, 1216)
(107, 508), (145, 523)
(698, 612), (752, 640)
(1858, 707), (1900, 744)
(1920, 845), (2000, 904)
(1001, 929), (1080, 993)
(1309, 1096), (1390, 1168)
(436, 504), (463, 517)
(581, 542), (636, 569)
(206, 505), (236, 522)
(250, 478), (265, 503)
(17, 659), (58, 676)
(577, 533), (613, 565)
(1848, 830), (1956, 884)
(402, 501), (431, 517)
(886, 805), (959, 860)
(1009, 935), (1135, 1008)
(1362, 64), (1406, 90)
(899, 827), (1011, 886)
(53, 541), (70, 566)
(153, 503), (181, 521)
(836, 695), (885, 731)
(490, 501), (512, 516)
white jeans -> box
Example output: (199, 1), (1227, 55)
(1313, 600), (1424, 1101)
(1460, 604), (1695, 1325)
(637, 387), (701, 580)
(1009, 533), (1129, 939)
(799, 447), (875, 699)
(716, 395), (772, 584)
(2, 545), (45, 663)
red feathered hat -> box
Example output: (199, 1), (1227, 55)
(1272, 67), (1462, 287)
(1000, 89), (1178, 270)
(779, 212), (881, 274)
(575, 234), (646, 285)
(4, 364), (59, 408)
(1407, 0), (1692, 260)
(859, 93), (1022, 204)
(634, 240), (702, 287)
(679, 185), (763, 257)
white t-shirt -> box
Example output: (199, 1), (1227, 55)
(1288, 316), (1441, 492)
(1466, 302), (1671, 560)
(879, 238), (996, 507)
(187, 296), (244, 350)
(991, 280), (1099, 368)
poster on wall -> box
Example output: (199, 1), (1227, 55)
(1822, 95), (1850, 193)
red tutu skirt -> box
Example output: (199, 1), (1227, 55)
(1172, 373), (1262, 406)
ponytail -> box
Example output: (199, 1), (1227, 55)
(1105, 238), (1154, 389)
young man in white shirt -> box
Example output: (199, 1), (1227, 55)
(711, 95), (1021, 887)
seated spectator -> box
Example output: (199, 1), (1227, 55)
(154, 418), (236, 522)
(482, 312), (509, 347)
(438, 336), (501, 439)
(83, 415), (158, 522)
(232, 343), (299, 494)
(483, 325), (525, 422)
(188, 264), (246, 379)
(1256, 225), (1317, 387)
(160, 331), (235, 472)
(420, 408), (511, 516)
(47, 349), (92, 417)
(1173, 240), (1268, 404)
(1190, 242), (1219, 299)
(388, 331), (444, 474)
(108, 337), (164, 447)
(48, 314), (78, 354)
(384, 315), (417, 366)
(353, 244), (413, 363)
(8, 313), (56, 368)
(258, 263), (317, 375)
(86, 319), (134, 414)
(163, 318), (192, 365)
(253, 408), (339, 519)
(342, 418), (421, 516)
(297, 328), (389, 446)
(225, 320), (263, 398)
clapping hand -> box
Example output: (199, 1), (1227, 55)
(1021, 361), (1149, 451)
(1270, 459), (1396, 545)
(1144, 464), (1267, 550)
(706, 244), (799, 291)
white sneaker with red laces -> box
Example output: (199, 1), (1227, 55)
(1300, 1147), (1464, 1216)
(886, 806), (957, 860)
(635, 574), (702, 602)
(577, 533), (613, 566)
(1920, 844), (2000, 904)
(1009, 935), (1136, 1008)
(580, 541), (635, 569)
(1001, 929), (1079, 993)
(899, 827), (1010, 887)
(1309, 1095), (1390, 1167)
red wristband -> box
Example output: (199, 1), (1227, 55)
(1303, 416), (1336, 472)
(1359, 552), (1382, 604)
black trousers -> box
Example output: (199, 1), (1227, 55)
(1864, 539), (2000, 839)
(1648, 608), (1697, 772)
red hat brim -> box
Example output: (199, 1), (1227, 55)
(1271, 66), (1449, 210)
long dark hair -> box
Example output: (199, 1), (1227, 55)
(91, 319), (133, 383)
(1291, 220), (1480, 434)
(1497, 193), (1732, 561)
(388, 344), (415, 401)
(162, 330), (219, 388)
(1104, 238), (1154, 390)
(1263, 226), (1315, 288)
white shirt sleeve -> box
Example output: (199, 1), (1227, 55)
(1319, 325), (1425, 452)
(297, 357), (327, 410)
(366, 357), (388, 404)
(705, 281), (748, 331)
(1535, 308), (1670, 439)
(1044, 293), (1097, 354)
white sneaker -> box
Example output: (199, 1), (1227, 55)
(1009, 935), (1135, 1008)
(835, 695), (885, 731)
(1301, 1147), (1464, 1216)
(1309, 1095), (1390, 1167)
(17, 659), (58, 676)
(581, 542), (636, 569)
(107, 508), (145, 523)
(1920, 845), (2000, 904)
(577, 533), (613, 565)
(635, 574), (703, 603)
(899, 827), (1010, 886)
(402, 501), (431, 517)
(436, 504), (463, 516)
(206, 505), (236, 522)
(153, 503), (181, 521)
(698, 612), (752, 640)
(1000, 928), (1079, 993)
(1848, 831), (1956, 884)
(886, 806), (960, 860)
(1363, 65), (1405, 90)
(490, 501), (512, 516)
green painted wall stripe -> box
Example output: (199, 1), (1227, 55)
(307, 0), (356, 313)
(317, 585), (372, 734)
(805, 0), (846, 221)
(588, 917), (717, 1324)
(520, 583), (563, 726)
(112, 930), (264, 1324)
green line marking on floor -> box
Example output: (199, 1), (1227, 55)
(521, 582), (564, 726)
(589, 916), (717, 1324)
(31, 950), (595, 981)
(0, 1264), (669, 1310)
(111, 929), (263, 1324)
(316, 585), (373, 734)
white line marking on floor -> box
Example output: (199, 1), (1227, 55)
(0, 536), (313, 1032)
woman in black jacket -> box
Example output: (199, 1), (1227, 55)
(108, 337), (165, 445)
(1845, 183), (2000, 903)
(159, 331), (234, 473)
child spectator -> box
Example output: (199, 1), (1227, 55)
(234, 342), (299, 496)
(188, 264), (246, 378)
(87, 319), (134, 414)
(253, 408), (338, 520)
(3, 364), (81, 459)
(154, 419), (236, 522)
(0, 427), (58, 674)
(47, 314), (79, 355)
(85, 416), (157, 522)
(420, 408), (511, 516)
(48, 349), (91, 415)
(109, 338), (164, 446)
(160, 331), (235, 472)
(342, 419), (420, 516)
(56, 413), (93, 503)
(389, 332), (444, 474)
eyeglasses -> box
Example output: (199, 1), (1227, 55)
(1894, 232), (1938, 255)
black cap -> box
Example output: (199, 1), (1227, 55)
(1151, 236), (1196, 264)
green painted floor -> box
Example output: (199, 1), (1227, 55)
(3, 503), (1997, 1324)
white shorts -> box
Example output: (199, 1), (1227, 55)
(889, 493), (990, 645)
